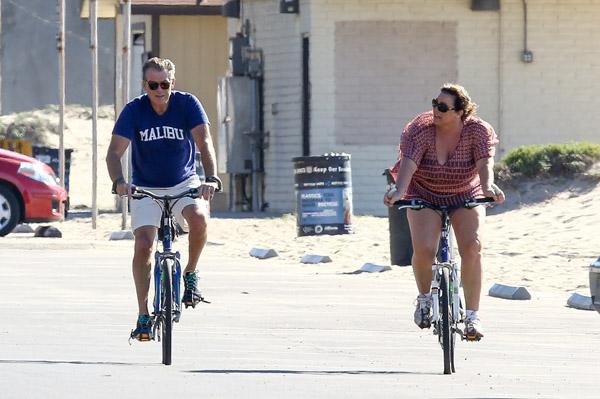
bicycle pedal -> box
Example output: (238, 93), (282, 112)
(184, 301), (195, 309)
(464, 333), (482, 342)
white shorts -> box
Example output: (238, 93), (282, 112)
(130, 175), (209, 232)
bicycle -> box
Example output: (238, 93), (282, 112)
(130, 186), (213, 365)
(395, 197), (494, 375)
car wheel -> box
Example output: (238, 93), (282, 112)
(0, 185), (21, 237)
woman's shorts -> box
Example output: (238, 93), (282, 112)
(130, 175), (209, 232)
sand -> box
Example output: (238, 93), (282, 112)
(2, 106), (600, 298)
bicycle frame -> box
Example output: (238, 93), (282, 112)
(152, 198), (182, 321)
(430, 209), (463, 329)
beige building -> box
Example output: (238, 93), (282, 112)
(234, 0), (600, 215)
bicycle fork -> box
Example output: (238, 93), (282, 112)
(152, 252), (183, 324)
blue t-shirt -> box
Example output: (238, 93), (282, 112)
(113, 91), (209, 187)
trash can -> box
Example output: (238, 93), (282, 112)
(384, 168), (451, 266)
(32, 146), (73, 192)
(590, 257), (600, 314)
(384, 169), (413, 266)
(293, 154), (353, 237)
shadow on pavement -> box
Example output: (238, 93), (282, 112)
(185, 369), (435, 375)
(0, 359), (149, 366)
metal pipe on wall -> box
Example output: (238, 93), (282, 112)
(497, 0), (504, 154)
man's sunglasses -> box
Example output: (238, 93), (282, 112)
(432, 98), (455, 113)
(146, 80), (171, 90)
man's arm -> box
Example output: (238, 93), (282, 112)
(191, 123), (219, 198)
(106, 134), (131, 195)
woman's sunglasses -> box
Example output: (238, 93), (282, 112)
(432, 98), (455, 113)
(146, 80), (171, 90)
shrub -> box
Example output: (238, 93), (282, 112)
(0, 112), (55, 144)
(499, 142), (600, 178)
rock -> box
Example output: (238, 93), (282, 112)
(109, 230), (134, 240)
(33, 226), (62, 238)
(11, 224), (34, 233)
(488, 283), (531, 300)
(567, 293), (594, 311)
(357, 263), (392, 273)
(301, 254), (332, 264)
(249, 248), (278, 259)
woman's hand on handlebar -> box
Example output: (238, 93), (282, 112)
(482, 183), (505, 205)
(383, 188), (404, 207)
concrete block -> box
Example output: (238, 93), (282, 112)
(33, 226), (62, 238)
(567, 293), (594, 311)
(11, 224), (34, 233)
(358, 263), (392, 273)
(301, 254), (332, 264)
(488, 283), (531, 300)
(250, 248), (278, 259)
(109, 231), (134, 240)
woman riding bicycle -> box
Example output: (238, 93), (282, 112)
(384, 83), (505, 340)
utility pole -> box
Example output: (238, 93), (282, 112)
(90, 0), (98, 229)
(57, 0), (66, 189)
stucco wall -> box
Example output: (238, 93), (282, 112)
(1, 0), (115, 113)
(233, 0), (600, 215)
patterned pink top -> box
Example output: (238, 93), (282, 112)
(393, 111), (499, 206)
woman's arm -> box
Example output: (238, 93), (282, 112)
(383, 157), (417, 207)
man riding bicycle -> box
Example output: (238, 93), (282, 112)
(106, 57), (220, 341)
(384, 83), (505, 341)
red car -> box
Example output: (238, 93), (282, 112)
(0, 148), (68, 236)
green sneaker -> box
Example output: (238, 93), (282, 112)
(130, 314), (153, 341)
(182, 271), (206, 308)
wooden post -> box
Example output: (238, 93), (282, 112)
(0, 0), (3, 115)
(57, 0), (66, 190)
(121, 0), (131, 230)
(90, 0), (98, 229)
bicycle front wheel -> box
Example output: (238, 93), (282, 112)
(161, 260), (173, 365)
(439, 267), (454, 374)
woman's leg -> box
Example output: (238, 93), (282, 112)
(450, 206), (485, 311)
(407, 208), (442, 294)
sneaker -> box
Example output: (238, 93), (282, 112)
(182, 271), (205, 308)
(414, 294), (432, 329)
(130, 314), (153, 341)
(464, 315), (484, 341)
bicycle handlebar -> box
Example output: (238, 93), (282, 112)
(394, 197), (495, 211)
(131, 187), (202, 201)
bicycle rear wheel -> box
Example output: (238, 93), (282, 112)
(439, 267), (453, 374)
(161, 260), (173, 365)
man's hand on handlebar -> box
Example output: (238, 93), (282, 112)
(113, 180), (135, 197)
(197, 182), (219, 201)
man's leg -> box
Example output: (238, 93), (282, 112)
(181, 204), (209, 273)
(132, 226), (157, 315)
(181, 203), (209, 307)
(130, 225), (157, 341)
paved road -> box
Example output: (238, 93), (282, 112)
(1, 248), (599, 398)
